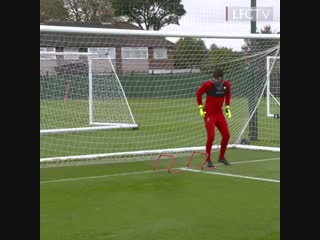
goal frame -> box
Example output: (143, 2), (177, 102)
(40, 25), (280, 164)
(40, 51), (138, 135)
(266, 56), (280, 118)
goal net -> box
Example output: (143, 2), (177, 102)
(40, 25), (280, 167)
(40, 51), (138, 134)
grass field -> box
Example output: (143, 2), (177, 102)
(40, 97), (279, 159)
(41, 76), (280, 239)
(40, 148), (280, 240)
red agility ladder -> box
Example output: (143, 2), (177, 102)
(153, 154), (177, 173)
(186, 151), (209, 170)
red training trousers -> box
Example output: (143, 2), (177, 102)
(204, 113), (230, 161)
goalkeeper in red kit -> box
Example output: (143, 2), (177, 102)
(196, 68), (231, 168)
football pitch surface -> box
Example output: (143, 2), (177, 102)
(40, 149), (280, 240)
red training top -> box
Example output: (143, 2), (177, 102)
(196, 80), (231, 115)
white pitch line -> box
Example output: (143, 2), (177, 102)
(217, 157), (280, 165)
(40, 157), (280, 184)
(40, 170), (157, 184)
(179, 167), (280, 183)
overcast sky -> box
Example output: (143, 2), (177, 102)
(160, 0), (280, 51)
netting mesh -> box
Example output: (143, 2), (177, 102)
(40, 28), (279, 167)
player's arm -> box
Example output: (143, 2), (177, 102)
(196, 81), (211, 118)
(225, 81), (231, 119)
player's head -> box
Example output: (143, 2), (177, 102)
(212, 68), (224, 86)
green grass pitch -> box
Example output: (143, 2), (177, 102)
(40, 148), (280, 240)
(40, 97), (279, 159)
(41, 73), (280, 239)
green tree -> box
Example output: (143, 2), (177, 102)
(242, 25), (279, 54)
(112, 0), (186, 30)
(64, 0), (112, 22)
(209, 43), (218, 50)
(40, 0), (69, 22)
(201, 47), (246, 75)
(174, 37), (208, 69)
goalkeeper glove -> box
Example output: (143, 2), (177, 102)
(225, 105), (232, 119)
(198, 105), (206, 118)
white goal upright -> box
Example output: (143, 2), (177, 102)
(40, 25), (280, 166)
(40, 52), (138, 135)
(266, 56), (280, 118)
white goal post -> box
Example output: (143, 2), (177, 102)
(40, 25), (280, 166)
(40, 51), (138, 135)
(266, 56), (280, 118)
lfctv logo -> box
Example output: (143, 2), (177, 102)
(226, 7), (273, 21)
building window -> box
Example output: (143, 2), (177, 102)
(154, 48), (168, 59)
(40, 47), (56, 60)
(122, 47), (148, 59)
(64, 47), (80, 59)
(88, 47), (116, 59)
